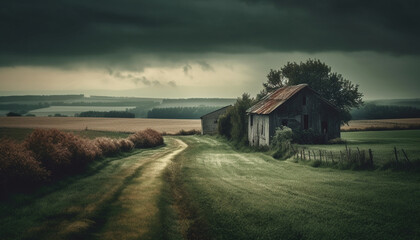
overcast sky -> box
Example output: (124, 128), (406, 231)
(0, 0), (419, 99)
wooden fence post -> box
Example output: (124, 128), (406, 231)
(368, 149), (373, 166)
(401, 149), (410, 163)
(394, 147), (399, 163)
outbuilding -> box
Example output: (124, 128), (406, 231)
(200, 105), (232, 135)
(247, 84), (340, 146)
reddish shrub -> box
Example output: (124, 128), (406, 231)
(68, 137), (102, 167)
(24, 129), (102, 177)
(0, 139), (50, 194)
(24, 129), (74, 176)
(117, 138), (134, 152)
(94, 137), (120, 156)
(129, 129), (163, 148)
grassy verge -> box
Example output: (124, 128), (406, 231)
(174, 135), (420, 240)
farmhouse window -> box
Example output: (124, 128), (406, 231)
(303, 95), (306, 105)
(214, 119), (218, 124)
(250, 115), (253, 126)
(304, 115), (309, 130)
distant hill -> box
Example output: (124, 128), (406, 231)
(0, 94), (236, 118)
(351, 98), (420, 120)
(368, 98), (420, 108)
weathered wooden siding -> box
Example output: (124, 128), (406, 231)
(248, 114), (270, 146)
(269, 88), (340, 141)
(201, 107), (230, 135)
(248, 88), (340, 146)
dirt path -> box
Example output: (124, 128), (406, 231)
(95, 138), (187, 240)
(0, 137), (188, 240)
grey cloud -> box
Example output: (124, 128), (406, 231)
(196, 61), (214, 72)
(183, 64), (192, 75)
(132, 76), (151, 86)
(168, 81), (177, 87)
(0, 0), (419, 68)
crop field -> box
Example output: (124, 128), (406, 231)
(342, 118), (420, 131)
(0, 117), (201, 134)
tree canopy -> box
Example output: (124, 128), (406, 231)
(260, 59), (363, 124)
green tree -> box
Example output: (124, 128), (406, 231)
(218, 93), (255, 144)
(262, 59), (363, 124)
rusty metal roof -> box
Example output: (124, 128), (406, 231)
(246, 84), (308, 114)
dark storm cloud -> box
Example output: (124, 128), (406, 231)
(1, 0), (419, 67)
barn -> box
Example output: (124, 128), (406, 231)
(247, 84), (340, 146)
(200, 105), (232, 135)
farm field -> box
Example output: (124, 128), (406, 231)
(0, 117), (201, 134)
(302, 130), (420, 165)
(342, 118), (420, 131)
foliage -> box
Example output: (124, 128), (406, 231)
(147, 106), (222, 119)
(218, 93), (255, 144)
(77, 111), (135, 118)
(6, 112), (22, 117)
(174, 129), (201, 135)
(0, 139), (50, 195)
(292, 128), (324, 144)
(351, 103), (420, 120)
(217, 112), (232, 138)
(270, 126), (294, 159)
(24, 129), (102, 177)
(128, 128), (164, 148)
(1, 128), (163, 196)
(262, 59), (363, 124)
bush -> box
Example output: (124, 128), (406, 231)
(0, 139), (49, 195)
(271, 126), (294, 159)
(175, 129), (201, 135)
(6, 112), (22, 117)
(129, 129), (164, 148)
(117, 138), (135, 152)
(292, 128), (324, 144)
(94, 137), (120, 156)
(24, 129), (102, 177)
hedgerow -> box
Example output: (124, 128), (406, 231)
(1, 128), (163, 196)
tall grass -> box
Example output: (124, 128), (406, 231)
(0, 128), (163, 196)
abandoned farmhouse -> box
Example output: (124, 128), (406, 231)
(247, 84), (340, 147)
(200, 105), (232, 135)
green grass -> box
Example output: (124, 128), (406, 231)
(175, 135), (420, 240)
(0, 127), (130, 141)
(300, 130), (420, 164)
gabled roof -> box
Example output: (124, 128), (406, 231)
(246, 84), (339, 115)
(200, 105), (232, 119)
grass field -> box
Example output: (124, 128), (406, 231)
(300, 130), (420, 165)
(173, 135), (420, 240)
(0, 117), (201, 134)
